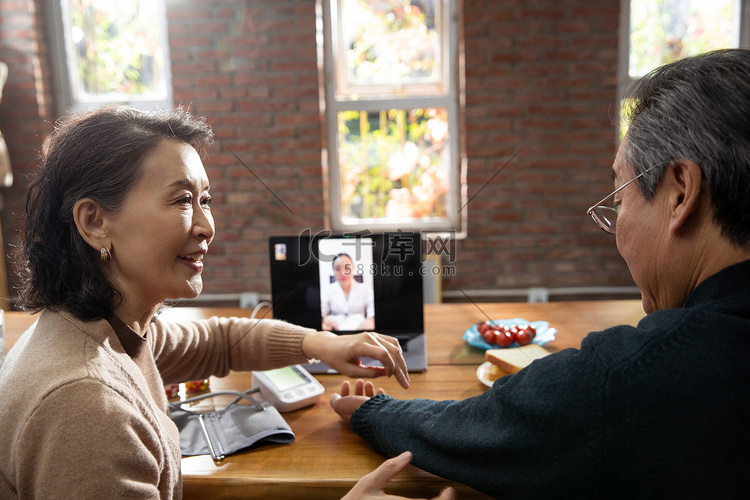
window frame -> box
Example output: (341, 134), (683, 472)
(320, 0), (465, 234)
(45, 0), (173, 116)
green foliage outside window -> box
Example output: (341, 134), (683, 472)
(343, 0), (439, 87)
(336, 1), (449, 222)
(623, 0), (739, 138)
(629, 0), (738, 78)
(69, 0), (164, 97)
(338, 108), (449, 220)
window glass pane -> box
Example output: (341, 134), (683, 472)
(338, 0), (441, 93)
(337, 108), (449, 222)
(629, 0), (740, 78)
(66, 0), (168, 101)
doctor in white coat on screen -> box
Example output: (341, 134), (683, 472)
(322, 253), (375, 331)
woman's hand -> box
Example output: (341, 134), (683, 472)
(303, 331), (410, 389)
(341, 451), (456, 500)
(330, 379), (383, 425)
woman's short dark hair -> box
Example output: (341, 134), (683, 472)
(622, 48), (750, 247)
(15, 105), (214, 320)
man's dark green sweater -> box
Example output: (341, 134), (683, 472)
(351, 260), (750, 499)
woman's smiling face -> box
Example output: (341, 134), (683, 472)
(105, 139), (215, 310)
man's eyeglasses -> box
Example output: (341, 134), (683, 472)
(586, 166), (657, 234)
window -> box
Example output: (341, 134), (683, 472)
(47, 0), (172, 115)
(320, 0), (463, 233)
(618, 0), (750, 137)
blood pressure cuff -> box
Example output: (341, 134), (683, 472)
(168, 389), (295, 460)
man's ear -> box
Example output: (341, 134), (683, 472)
(665, 159), (705, 234)
(72, 198), (110, 251)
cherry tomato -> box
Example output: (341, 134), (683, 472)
(515, 325), (536, 346)
(477, 321), (492, 335)
(481, 328), (496, 344)
(515, 331), (531, 345)
(493, 329), (514, 348)
(507, 324), (520, 343)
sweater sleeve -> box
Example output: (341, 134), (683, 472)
(14, 378), (171, 498)
(350, 347), (606, 499)
(150, 315), (316, 384)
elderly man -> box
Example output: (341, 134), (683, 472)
(331, 49), (750, 499)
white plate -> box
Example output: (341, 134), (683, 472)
(462, 317), (556, 351)
(476, 361), (496, 388)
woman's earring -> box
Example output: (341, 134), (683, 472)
(101, 247), (112, 262)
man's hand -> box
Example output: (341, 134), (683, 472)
(330, 379), (383, 425)
(341, 451), (456, 500)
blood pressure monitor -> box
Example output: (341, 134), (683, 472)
(252, 365), (325, 412)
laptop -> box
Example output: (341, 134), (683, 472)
(268, 231), (427, 372)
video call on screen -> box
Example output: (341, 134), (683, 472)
(269, 232), (424, 336)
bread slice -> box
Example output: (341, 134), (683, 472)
(485, 343), (550, 375)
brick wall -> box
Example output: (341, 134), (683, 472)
(455, 0), (629, 295)
(0, 0), (56, 304)
(166, 0), (327, 296)
(0, 0), (635, 308)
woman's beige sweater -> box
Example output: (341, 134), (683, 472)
(0, 309), (314, 499)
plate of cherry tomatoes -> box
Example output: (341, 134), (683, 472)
(463, 318), (556, 350)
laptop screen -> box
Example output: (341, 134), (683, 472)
(269, 232), (424, 337)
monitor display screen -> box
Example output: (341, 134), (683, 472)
(269, 232), (424, 337)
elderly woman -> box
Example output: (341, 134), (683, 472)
(0, 105), (411, 498)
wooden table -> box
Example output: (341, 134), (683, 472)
(3, 300), (645, 499)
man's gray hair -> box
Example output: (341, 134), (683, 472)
(622, 48), (750, 247)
